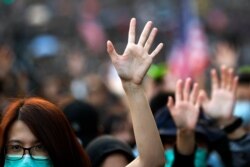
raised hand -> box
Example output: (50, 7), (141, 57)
(200, 66), (238, 122)
(107, 18), (163, 85)
(168, 78), (201, 131)
(106, 18), (165, 167)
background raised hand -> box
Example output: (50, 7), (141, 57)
(200, 66), (238, 123)
(168, 78), (201, 131)
(168, 78), (202, 155)
(107, 18), (163, 85)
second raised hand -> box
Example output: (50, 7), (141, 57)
(200, 66), (238, 121)
(168, 78), (202, 131)
(107, 18), (163, 85)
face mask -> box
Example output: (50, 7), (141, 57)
(164, 147), (207, 167)
(234, 101), (250, 126)
(164, 149), (174, 167)
(194, 147), (207, 167)
(4, 155), (53, 167)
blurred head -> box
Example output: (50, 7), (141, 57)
(0, 97), (90, 167)
(149, 91), (174, 115)
(103, 112), (134, 147)
(63, 100), (100, 147)
(40, 76), (67, 104)
(212, 33), (240, 69)
(0, 42), (14, 79)
(84, 74), (109, 107)
(234, 68), (250, 129)
(66, 50), (86, 78)
(86, 135), (134, 167)
(0, 42), (22, 98)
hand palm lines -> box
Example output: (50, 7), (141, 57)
(207, 91), (234, 117)
(119, 46), (151, 81)
(174, 103), (198, 128)
(107, 18), (163, 85)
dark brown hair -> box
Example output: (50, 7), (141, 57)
(0, 97), (91, 167)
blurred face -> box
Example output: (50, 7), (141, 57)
(214, 42), (237, 68)
(42, 77), (61, 103)
(67, 52), (85, 78)
(100, 153), (129, 167)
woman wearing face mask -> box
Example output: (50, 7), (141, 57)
(0, 98), (91, 167)
(0, 18), (165, 167)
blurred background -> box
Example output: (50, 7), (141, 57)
(0, 0), (249, 94)
(0, 0), (250, 149)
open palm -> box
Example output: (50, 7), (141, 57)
(107, 18), (163, 85)
(168, 78), (201, 130)
(200, 66), (238, 120)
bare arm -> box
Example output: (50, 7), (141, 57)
(107, 18), (165, 167)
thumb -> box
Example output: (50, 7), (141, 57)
(195, 92), (203, 110)
(167, 96), (175, 112)
(199, 90), (209, 104)
(107, 40), (118, 60)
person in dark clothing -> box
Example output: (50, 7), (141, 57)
(155, 78), (215, 167)
(200, 66), (250, 167)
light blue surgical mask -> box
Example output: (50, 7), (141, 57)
(234, 100), (250, 126)
(164, 147), (207, 167)
(4, 155), (53, 167)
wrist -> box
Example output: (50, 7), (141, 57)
(122, 81), (143, 92)
(177, 129), (195, 138)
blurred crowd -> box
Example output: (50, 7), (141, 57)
(0, 0), (250, 167)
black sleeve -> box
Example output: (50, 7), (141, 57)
(172, 145), (195, 167)
(211, 134), (233, 167)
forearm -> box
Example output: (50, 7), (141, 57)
(123, 82), (165, 167)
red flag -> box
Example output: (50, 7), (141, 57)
(168, 0), (209, 79)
